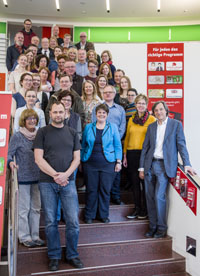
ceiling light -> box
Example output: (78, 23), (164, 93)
(55, 0), (60, 11)
(106, 0), (110, 13)
(3, 0), (8, 7)
(157, 0), (160, 12)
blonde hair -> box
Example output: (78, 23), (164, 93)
(99, 63), (112, 80)
(135, 94), (148, 105)
(49, 36), (58, 48)
(67, 48), (78, 63)
(119, 76), (132, 95)
(82, 80), (98, 101)
(87, 49), (97, 60)
(95, 74), (108, 100)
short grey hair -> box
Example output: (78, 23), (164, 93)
(104, 85), (116, 94)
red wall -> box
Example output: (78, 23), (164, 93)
(42, 27), (71, 39)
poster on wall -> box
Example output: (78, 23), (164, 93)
(170, 167), (197, 215)
(0, 91), (12, 259)
(147, 43), (184, 122)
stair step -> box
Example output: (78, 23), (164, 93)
(33, 221), (149, 247)
(40, 204), (136, 226)
(155, 273), (190, 276)
(17, 240), (185, 276)
(78, 190), (134, 205)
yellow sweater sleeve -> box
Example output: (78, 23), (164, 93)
(123, 115), (156, 152)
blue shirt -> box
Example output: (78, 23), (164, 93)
(92, 101), (126, 139)
(76, 62), (89, 77)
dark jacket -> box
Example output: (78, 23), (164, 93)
(72, 73), (84, 96)
(20, 28), (36, 48)
(45, 88), (85, 126)
(139, 118), (191, 178)
(37, 48), (55, 60)
(75, 41), (95, 52)
(6, 44), (26, 71)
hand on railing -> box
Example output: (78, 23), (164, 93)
(9, 161), (19, 172)
(184, 166), (196, 176)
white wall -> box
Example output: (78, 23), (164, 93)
(95, 43), (147, 94)
(184, 42), (200, 176)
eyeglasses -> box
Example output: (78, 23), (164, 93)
(103, 91), (114, 94)
(80, 36), (86, 38)
(136, 102), (146, 105)
(128, 94), (136, 97)
(89, 65), (97, 68)
(26, 117), (37, 121)
(26, 95), (36, 98)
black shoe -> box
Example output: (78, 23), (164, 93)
(85, 219), (93, 224)
(67, 257), (84, 269)
(127, 209), (139, 219)
(101, 218), (110, 223)
(33, 239), (45, 246)
(137, 210), (148, 220)
(154, 230), (167, 239)
(112, 198), (123, 205)
(49, 259), (59, 271)
(145, 228), (157, 238)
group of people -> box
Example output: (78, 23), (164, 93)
(6, 19), (196, 272)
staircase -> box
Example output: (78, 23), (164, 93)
(16, 190), (190, 276)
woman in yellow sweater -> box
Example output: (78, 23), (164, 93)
(123, 94), (156, 219)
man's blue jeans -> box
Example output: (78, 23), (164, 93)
(39, 180), (79, 260)
(145, 160), (169, 231)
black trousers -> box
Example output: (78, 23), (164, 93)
(83, 162), (116, 220)
(127, 150), (147, 212)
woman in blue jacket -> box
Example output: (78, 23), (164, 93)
(81, 104), (122, 224)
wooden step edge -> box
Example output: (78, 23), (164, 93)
(39, 219), (149, 230)
(17, 236), (172, 254)
(29, 255), (185, 276)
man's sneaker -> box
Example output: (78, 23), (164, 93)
(33, 239), (45, 246)
(137, 210), (148, 220)
(127, 209), (139, 219)
(22, 240), (36, 248)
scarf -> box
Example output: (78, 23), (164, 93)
(19, 127), (37, 140)
(132, 110), (149, 126)
(15, 44), (23, 54)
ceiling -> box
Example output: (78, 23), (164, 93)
(0, 0), (200, 25)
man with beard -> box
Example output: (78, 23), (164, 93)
(34, 101), (84, 271)
(6, 32), (26, 72)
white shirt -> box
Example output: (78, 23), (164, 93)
(80, 42), (86, 49)
(153, 117), (168, 159)
(42, 48), (50, 58)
